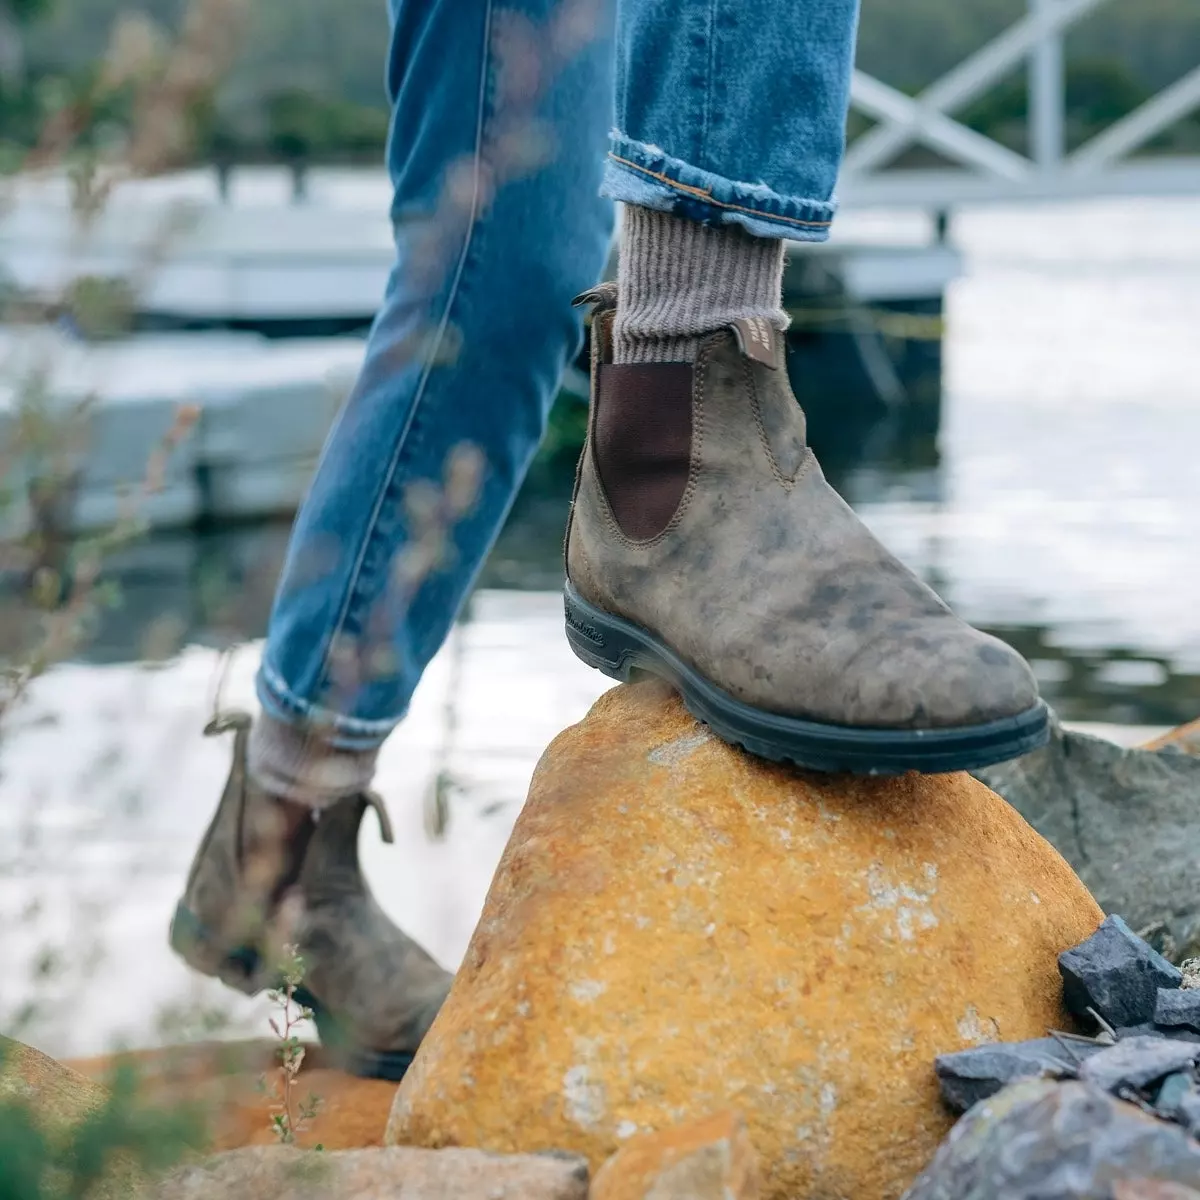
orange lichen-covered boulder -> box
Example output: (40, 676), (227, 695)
(386, 682), (1104, 1200)
(67, 1041), (396, 1151)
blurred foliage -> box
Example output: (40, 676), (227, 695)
(2, 0), (1199, 167)
(258, 89), (390, 164)
(0, 3), (235, 1190)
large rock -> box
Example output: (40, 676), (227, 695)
(152, 1145), (589, 1200)
(386, 683), (1104, 1200)
(976, 721), (1200, 957)
(1, 1035), (109, 1129)
(902, 1080), (1200, 1199)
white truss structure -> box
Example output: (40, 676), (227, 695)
(840, 0), (1200, 208)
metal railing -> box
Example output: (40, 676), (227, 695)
(841, 0), (1200, 208)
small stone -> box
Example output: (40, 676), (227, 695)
(1182, 959), (1200, 991)
(152, 1146), (590, 1200)
(1157, 1072), (1197, 1119)
(1079, 1036), (1199, 1094)
(590, 1111), (759, 1200)
(934, 1038), (1104, 1114)
(1059, 914), (1183, 1029)
(1159, 990), (1200, 1033)
(903, 1080), (1200, 1200)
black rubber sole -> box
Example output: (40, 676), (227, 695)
(564, 582), (1050, 775)
(168, 903), (415, 1082)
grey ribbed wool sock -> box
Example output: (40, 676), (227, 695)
(248, 711), (380, 807)
(612, 205), (788, 364)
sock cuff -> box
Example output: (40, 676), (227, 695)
(614, 206), (788, 363)
(247, 711), (380, 808)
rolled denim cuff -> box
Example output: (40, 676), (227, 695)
(602, 132), (837, 243)
(256, 658), (398, 752)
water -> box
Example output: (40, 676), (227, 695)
(2, 196), (1199, 1057)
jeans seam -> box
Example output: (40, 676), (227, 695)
(607, 153), (834, 229)
(701, 0), (717, 164)
(305, 0), (497, 709)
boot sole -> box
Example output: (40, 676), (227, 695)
(168, 903), (417, 1082)
(564, 582), (1050, 775)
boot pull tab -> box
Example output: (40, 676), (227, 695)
(572, 281), (618, 312)
(203, 709), (252, 737)
(363, 790), (396, 845)
(730, 317), (780, 369)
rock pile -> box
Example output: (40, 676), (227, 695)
(935, 915), (1200, 1134)
(904, 1079), (1200, 1200)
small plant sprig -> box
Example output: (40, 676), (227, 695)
(263, 943), (322, 1147)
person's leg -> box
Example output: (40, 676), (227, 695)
(253, 0), (615, 797)
(608, 0), (855, 363)
(172, 0), (615, 1075)
(564, 0), (1049, 772)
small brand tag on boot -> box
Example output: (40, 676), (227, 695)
(731, 317), (779, 368)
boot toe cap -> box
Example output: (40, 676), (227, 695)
(903, 627), (1041, 729)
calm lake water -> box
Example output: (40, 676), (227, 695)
(2, 195), (1199, 1058)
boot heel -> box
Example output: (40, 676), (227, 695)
(169, 902), (264, 996)
(564, 586), (642, 681)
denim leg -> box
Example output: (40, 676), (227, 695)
(605, 0), (860, 240)
(256, 0), (615, 749)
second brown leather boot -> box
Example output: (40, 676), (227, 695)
(564, 289), (1048, 774)
(170, 712), (450, 1079)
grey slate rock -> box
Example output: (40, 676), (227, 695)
(975, 723), (1200, 960)
(1079, 1036), (1199, 1094)
(1118, 1024), (1200, 1045)
(1059, 914), (1182, 1029)
(934, 1038), (1105, 1114)
(1158, 989), (1200, 1032)
(901, 1080), (1200, 1200)
(1118, 1024), (1169, 1040)
(1157, 1072), (1197, 1118)
(1180, 1091), (1200, 1133)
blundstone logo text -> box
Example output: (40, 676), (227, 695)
(565, 607), (605, 645)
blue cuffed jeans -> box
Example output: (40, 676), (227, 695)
(256, 0), (860, 751)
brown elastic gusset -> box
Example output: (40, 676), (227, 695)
(593, 362), (694, 541)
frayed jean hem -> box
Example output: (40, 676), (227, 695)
(602, 133), (836, 242)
